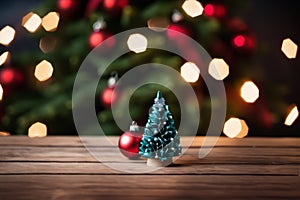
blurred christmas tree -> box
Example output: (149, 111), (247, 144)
(0, 0), (293, 136)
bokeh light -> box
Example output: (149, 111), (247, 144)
(223, 117), (249, 138)
(0, 84), (3, 101)
(284, 105), (299, 126)
(147, 17), (169, 32)
(22, 12), (42, 33)
(0, 25), (16, 46)
(34, 60), (54, 82)
(233, 35), (245, 47)
(180, 62), (200, 83)
(240, 81), (259, 103)
(208, 58), (229, 80)
(281, 38), (298, 59)
(0, 51), (10, 66)
(182, 0), (204, 18)
(28, 122), (47, 138)
(127, 33), (148, 53)
(42, 12), (60, 32)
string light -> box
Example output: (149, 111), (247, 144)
(34, 60), (54, 82)
(42, 12), (60, 32)
(284, 105), (299, 126)
(0, 51), (10, 66)
(182, 0), (204, 18)
(208, 58), (229, 80)
(0, 25), (16, 46)
(28, 122), (47, 138)
(180, 62), (200, 83)
(0, 84), (3, 101)
(127, 33), (148, 53)
(281, 38), (298, 59)
(223, 117), (248, 138)
(22, 12), (42, 33)
(240, 81), (259, 103)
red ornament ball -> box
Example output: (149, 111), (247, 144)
(167, 23), (191, 40)
(57, 0), (83, 19)
(232, 33), (256, 52)
(118, 131), (142, 159)
(101, 87), (116, 106)
(103, 0), (128, 11)
(204, 3), (226, 18)
(89, 31), (115, 49)
(89, 32), (105, 48)
(0, 67), (23, 87)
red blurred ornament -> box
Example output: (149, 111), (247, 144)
(103, 0), (128, 11)
(89, 19), (115, 49)
(101, 72), (118, 107)
(57, 0), (82, 19)
(204, 3), (226, 18)
(89, 31), (115, 48)
(89, 31), (105, 48)
(232, 33), (256, 53)
(101, 87), (116, 106)
(0, 67), (23, 87)
(118, 121), (142, 159)
(167, 23), (190, 40)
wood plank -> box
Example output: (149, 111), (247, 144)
(1, 146), (300, 164)
(0, 175), (300, 199)
(2, 136), (300, 147)
(0, 162), (299, 175)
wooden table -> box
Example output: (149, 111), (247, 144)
(0, 136), (300, 199)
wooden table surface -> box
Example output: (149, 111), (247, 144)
(0, 136), (300, 199)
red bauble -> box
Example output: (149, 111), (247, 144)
(89, 31), (115, 49)
(57, 0), (83, 19)
(103, 0), (128, 11)
(167, 23), (191, 40)
(232, 33), (256, 53)
(89, 31), (105, 48)
(118, 122), (142, 159)
(0, 67), (23, 88)
(204, 3), (226, 18)
(101, 87), (116, 106)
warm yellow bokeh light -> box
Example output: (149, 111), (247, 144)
(0, 84), (3, 101)
(180, 62), (200, 83)
(34, 60), (54, 82)
(0, 25), (16, 46)
(182, 0), (204, 18)
(285, 106), (299, 126)
(42, 12), (60, 32)
(223, 118), (249, 138)
(127, 33), (148, 53)
(208, 58), (229, 80)
(0, 51), (10, 66)
(28, 122), (47, 138)
(240, 81), (259, 103)
(281, 38), (298, 59)
(0, 131), (10, 136)
(22, 12), (42, 33)
(147, 17), (169, 32)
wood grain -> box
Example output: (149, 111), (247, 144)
(0, 136), (300, 199)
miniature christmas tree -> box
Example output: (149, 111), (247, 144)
(139, 91), (182, 167)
